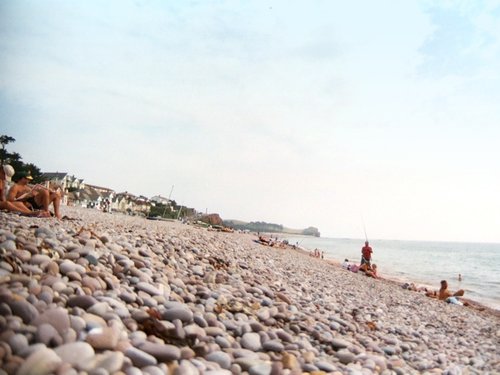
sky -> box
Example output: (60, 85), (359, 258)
(1, 0), (499, 242)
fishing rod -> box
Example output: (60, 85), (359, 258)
(361, 214), (368, 242)
(361, 214), (374, 263)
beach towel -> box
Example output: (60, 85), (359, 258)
(446, 297), (463, 306)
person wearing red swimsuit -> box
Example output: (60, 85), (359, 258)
(361, 241), (373, 266)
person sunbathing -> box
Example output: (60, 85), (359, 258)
(425, 290), (438, 298)
(7, 171), (60, 218)
(425, 280), (464, 300)
(365, 264), (378, 279)
(438, 280), (464, 300)
(402, 283), (429, 293)
(341, 259), (351, 270)
(0, 165), (50, 217)
(358, 262), (371, 273)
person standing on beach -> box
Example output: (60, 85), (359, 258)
(361, 241), (373, 266)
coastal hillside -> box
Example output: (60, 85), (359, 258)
(223, 220), (320, 237)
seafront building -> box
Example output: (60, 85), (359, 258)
(41, 172), (155, 216)
(40, 171), (205, 221)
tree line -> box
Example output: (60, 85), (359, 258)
(0, 135), (43, 183)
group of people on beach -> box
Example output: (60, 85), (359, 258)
(402, 279), (466, 304)
(0, 164), (481, 311)
(0, 164), (62, 219)
(343, 241), (468, 306)
(425, 280), (466, 304)
(255, 232), (474, 309)
(341, 241), (379, 279)
(257, 235), (289, 249)
(308, 248), (324, 259)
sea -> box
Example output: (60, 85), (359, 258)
(279, 235), (500, 311)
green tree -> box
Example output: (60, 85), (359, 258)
(148, 203), (176, 219)
(0, 134), (43, 181)
(0, 135), (16, 164)
(6, 152), (23, 171)
(24, 163), (43, 183)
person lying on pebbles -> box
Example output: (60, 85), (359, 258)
(424, 280), (467, 305)
(402, 282), (429, 293)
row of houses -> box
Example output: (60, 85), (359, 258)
(41, 172), (177, 216)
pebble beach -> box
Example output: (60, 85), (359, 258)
(0, 206), (498, 375)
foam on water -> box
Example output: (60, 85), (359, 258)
(281, 235), (500, 310)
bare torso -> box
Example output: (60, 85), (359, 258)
(7, 183), (32, 202)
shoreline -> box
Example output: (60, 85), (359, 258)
(269, 233), (500, 313)
(0, 207), (498, 374)
(257, 237), (500, 319)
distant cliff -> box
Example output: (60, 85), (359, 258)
(223, 220), (320, 237)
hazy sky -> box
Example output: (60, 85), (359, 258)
(1, 1), (499, 242)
